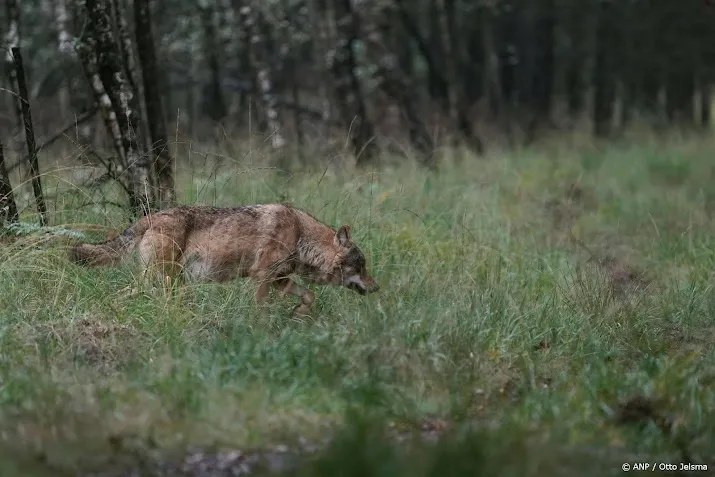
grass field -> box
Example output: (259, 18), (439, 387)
(0, 134), (714, 476)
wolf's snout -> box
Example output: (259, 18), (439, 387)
(357, 278), (379, 295)
(346, 275), (379, 295)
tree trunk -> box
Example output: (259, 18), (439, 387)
(665, 70), (695, 126)
(309, 0), (334, 138)
(394, 0), (449, 111)
(428, 0), (449, 111)
(592, 0), (616, 138)
(289, 55), (304, 158)
(112, 0), (150, 150)
(701, 83), (711, 128)
(368, 3), (434, 167)
(464, 5), (484, 105)
(198, 0), (227, 123)
(497, 5), (518, 108)
(13, 47), (48, 226)
(482, 8), (502, 118)
(75, 0), (155, 216)
(235, 0), (259, 130)
(252, 8), (285, 149)
(55, 0), (74, 120)
(529, 0), (554, 126)
(443, 0), (483, 152)
(111, 0), (139, 96)
(330, 0), (378, 166)
(76, 41), (126, 167)
(135, 0), (175, 207)
(512, 0), (554, 142)
(4, 0), (23, 133)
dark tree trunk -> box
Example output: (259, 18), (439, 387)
(662, 2), (697, 128)
(394, 0), (449, 110)
(701, 83), (711, 128)
(482, 8), (502, 118)
(566, 65), (583, 119)
(12, 47), (47, 226)
(464, 6), (484, 105)
(665, 70), (695, 126)
(310, 0), (334, 137)
(198, 0), (227, 122)
(563, 3), (587, 119)
(235, 0), (258, 129)
(153, 0), (174, 126)
(368, 4), (435, 167)
(529, 0), (554, 124)
(443, 0), (483, 153)
(330, 0), (378, 166)
(290, 55), (304, 156)
(637, 72), (661, 118)
(593, 0), (616, 138)
(395, 24), (414, 79)
(428, 0), (449, 110)
(497, 5), (518, 108)
(135, 0), (175, 207)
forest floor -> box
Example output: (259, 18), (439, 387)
(0, 133), (713, 476)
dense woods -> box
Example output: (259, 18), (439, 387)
(1, 0), (714, 217)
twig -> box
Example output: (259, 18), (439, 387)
(8, 108), (98, 174)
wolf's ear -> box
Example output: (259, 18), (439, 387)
(335, 224), (352, 247)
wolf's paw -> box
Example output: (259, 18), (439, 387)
(292, 303), (313, 318)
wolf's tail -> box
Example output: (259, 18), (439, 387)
(69, 218), (148, 267)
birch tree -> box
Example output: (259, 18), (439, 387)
(55, 0), (74, 119)
(74, 0), (155, 216)
(4, 0), (23, 132)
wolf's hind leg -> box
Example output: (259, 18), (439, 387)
(138, 231), (184, 294)
(272, 277), (315, 316)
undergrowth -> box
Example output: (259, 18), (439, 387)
(0, 135), (714, 475)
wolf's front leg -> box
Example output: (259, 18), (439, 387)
(255, 281), (272, 305)
(249, 249), (293, 308)
(272, 277), (315, 316)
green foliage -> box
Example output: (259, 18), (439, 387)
(0, 137), (714, 475)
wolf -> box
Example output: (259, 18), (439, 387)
(69, 204), (380, 315)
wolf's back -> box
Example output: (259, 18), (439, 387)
(69, 218), (148, 267)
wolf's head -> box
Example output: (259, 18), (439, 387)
(332, 225), (380, 295)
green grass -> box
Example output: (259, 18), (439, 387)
(0, 135), (714, 475)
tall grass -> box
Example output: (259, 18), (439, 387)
(0, 135), (713, 475)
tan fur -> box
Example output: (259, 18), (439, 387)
(69, 204), (379, 315)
